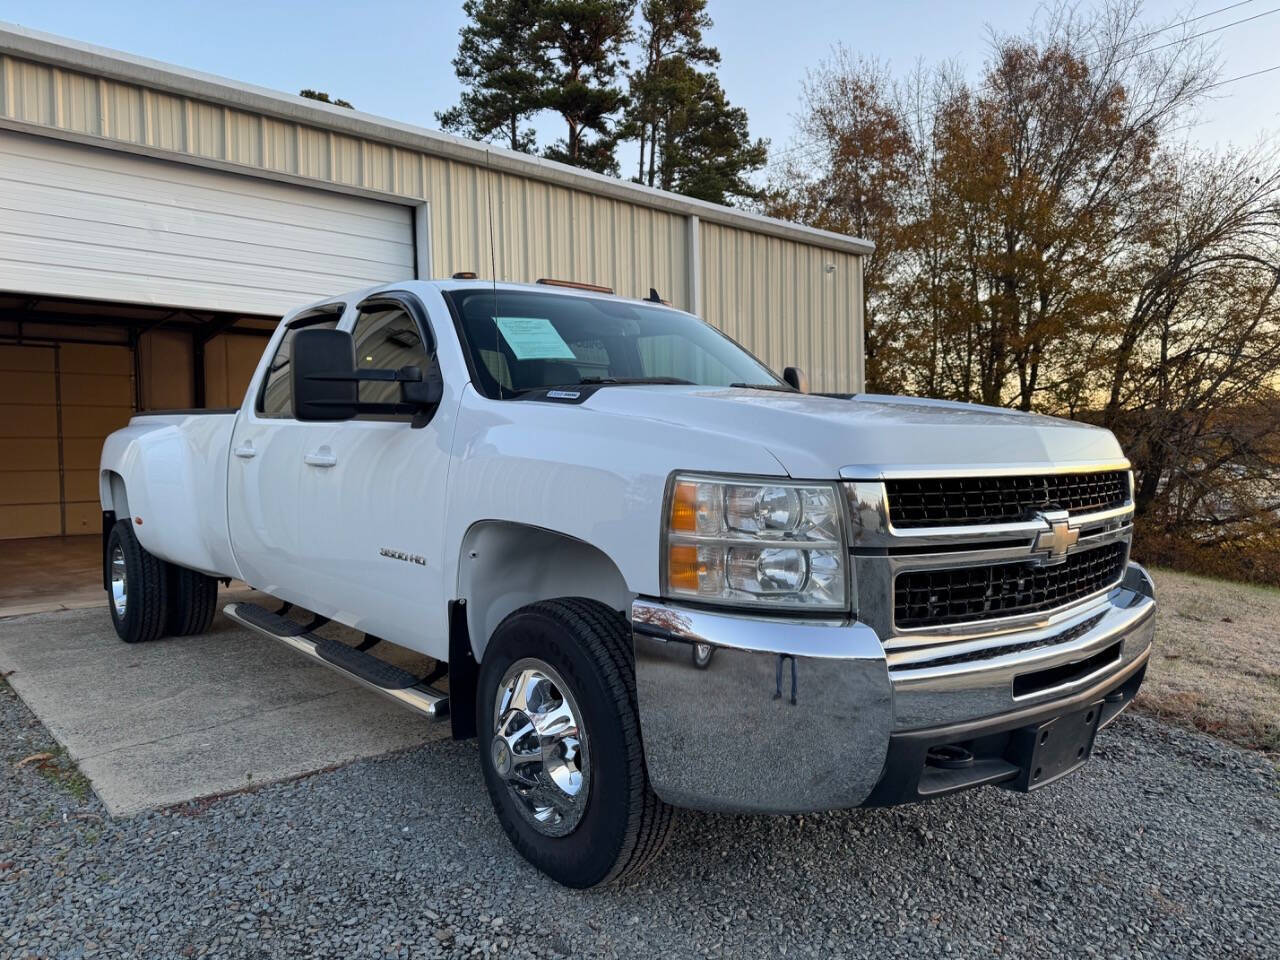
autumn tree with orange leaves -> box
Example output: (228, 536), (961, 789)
(771, 1), (1280, 583)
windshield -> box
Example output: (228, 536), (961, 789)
(444, 288), (784, 399)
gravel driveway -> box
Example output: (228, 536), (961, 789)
(2, 678), (1276, 960)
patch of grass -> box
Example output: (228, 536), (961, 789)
(1136, 567), (1280, 753)
(32, 746), (93, 803)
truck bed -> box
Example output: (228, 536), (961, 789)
(99, 408), (241, 581)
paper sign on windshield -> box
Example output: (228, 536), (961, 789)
(494, 317), (577, 361)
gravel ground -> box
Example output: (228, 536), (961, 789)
(2, 677), (1277, 960)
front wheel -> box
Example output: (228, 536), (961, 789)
(106, 519), (169, 644)
(477, 598), (674, 888)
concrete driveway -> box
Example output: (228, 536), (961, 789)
(0, 599), (448, 814)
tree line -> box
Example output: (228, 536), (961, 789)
(768, 0), (1280, 583)
(435, 0), (766, 205)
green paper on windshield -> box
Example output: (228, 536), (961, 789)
(494, 317), (577, 360)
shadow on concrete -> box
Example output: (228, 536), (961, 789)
(0, 599), (449, 815)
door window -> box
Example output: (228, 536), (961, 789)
(257, 314), (341, 418)
(351, 303), (434, 405)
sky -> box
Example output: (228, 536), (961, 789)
(1, 0), (1276, 173)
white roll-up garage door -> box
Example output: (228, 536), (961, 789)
(0, 130), (415, 316)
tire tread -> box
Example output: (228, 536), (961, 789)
(108, 519), (168, 644)
(519, 598), (675, 885)
(166, 566), (219, 636)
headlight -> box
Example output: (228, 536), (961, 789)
(663, 474), (848, 610)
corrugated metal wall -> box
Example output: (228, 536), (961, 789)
(700, 222), (864, 393)
(0, 50), (865, 392)
(425, 159), (691, 309)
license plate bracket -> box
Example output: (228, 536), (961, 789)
(1004, 700), (1104, 791)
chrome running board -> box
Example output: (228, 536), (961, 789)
(223, 601), (448, 719)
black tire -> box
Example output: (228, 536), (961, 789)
(476, 598), (674, 888)
(105, 519), (169, 644)
(166, 565), (219, 636)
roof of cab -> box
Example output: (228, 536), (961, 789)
(281, 277), (689, 326)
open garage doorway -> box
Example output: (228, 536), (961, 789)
(0, 294), (276, 611)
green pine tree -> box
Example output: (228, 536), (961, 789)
(623, 0), (716, 186)
(654, 68), (767, 204)
(623, 0), (765, 204)
(299, 90), (353, 109)
(436, 0), (548, 152)
(537, 0), (634, 175)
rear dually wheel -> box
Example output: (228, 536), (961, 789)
(105, 519), (168, 644)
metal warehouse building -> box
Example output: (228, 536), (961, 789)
(0, 23), (870, 542)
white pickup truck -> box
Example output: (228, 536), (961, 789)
(99, 278), (1156, 887)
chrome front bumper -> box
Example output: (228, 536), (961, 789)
(632, 563), (1156, 814)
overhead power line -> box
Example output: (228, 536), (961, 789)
(1123, 5), (1280, 59)
(1116, 0), (1259, 48)
(1204, 61), (1280, 90)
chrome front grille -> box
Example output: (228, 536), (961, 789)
(844, 463), (1135, 644)
(893, 541), (1128, 629)
(885, 470), (1130, 528)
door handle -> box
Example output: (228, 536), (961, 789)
(304, 446), (337, 468)
(233, 441), (256, 459)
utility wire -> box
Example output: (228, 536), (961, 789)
(1121, 5), (1280, 59)
(1203, 61), (1280, 90)
(767, 5), (1278, 168)
(1115, 0), (1259, 48)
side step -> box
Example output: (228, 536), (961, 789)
(223, 602), (448, 719)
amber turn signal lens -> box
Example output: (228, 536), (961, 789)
(669, 481), (697, 532)
(667, 544), (700, 591)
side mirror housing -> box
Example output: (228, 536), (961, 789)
(292, 329), (358, 421)
(401, 361), (444, 408)
(290, 328), (444, 424)
(783, 366), (808, 393)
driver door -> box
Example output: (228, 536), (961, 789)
(297, 293), (454, 657)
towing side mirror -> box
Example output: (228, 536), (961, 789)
(400, 360), (443, 409)
(292, 329), (358, 421)
(291, 328), (444, 424)
(783, 366), (808, 393)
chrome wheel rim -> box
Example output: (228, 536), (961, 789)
(491, 658), (590, 837)
(109, 543), (127, 619)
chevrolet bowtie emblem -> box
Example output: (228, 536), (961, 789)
(1033, 512), (1078, 563)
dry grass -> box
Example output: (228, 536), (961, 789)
(1138, 568), (1280, 752)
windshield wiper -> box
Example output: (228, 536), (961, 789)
(507, 376), (693, 398)
(729, 382), (798, 393)
(577, 376), (694, 386)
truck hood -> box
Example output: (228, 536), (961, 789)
(577, 387), (1126, 478)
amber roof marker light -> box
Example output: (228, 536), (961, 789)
(535, 278), (615, 294)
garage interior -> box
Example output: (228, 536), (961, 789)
(0, 293), (275, 538)
(0, 294), (275, 613)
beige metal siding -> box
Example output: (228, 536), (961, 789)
(700, 222), (864, 393)
(425, 158), (689, 307)
(1, 53), (430, 203)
